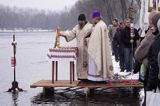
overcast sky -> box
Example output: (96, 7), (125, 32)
(0, 0), (79, 11)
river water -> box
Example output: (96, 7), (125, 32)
(0, 32), (140, 106)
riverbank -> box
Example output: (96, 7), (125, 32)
(0, 29), (54, 33)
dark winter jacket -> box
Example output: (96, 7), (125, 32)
(113, 28), (124, 55)
(114, 28), (122, 46)
(147, 34), (160, 90)
(121, 26), (140, 48)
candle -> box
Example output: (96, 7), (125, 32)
(56, 26), (60, 37)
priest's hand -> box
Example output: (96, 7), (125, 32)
(59, 32), (65, 37)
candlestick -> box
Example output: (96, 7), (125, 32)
(54, 26), (61, 48)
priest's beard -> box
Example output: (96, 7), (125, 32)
(93, 19), (100, 25)
(79, 23), (85, 29)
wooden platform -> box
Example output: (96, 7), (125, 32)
(30, 80), (80, 88)
(30, 80), (143, 89)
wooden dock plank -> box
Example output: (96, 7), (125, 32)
(30, 80), (143, 88)
(78, 83), (143, 88)
(30, 80), (80, 88)
(78, 80), (143, 88)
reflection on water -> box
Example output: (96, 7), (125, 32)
(11, 91), (19, 106)
(31, 88), (140, 106)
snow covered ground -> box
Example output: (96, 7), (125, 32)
(112, 56), (139, 80)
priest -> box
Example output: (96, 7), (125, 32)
(60, 14), (93, 80)
(87, 10), (113, 81)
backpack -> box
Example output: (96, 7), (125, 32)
(139, 63), (147, 82)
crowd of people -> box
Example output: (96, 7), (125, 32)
(109, 18), (140, 72)
(109, 11), (160, 106)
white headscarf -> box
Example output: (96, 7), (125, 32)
(157, 19), (160, 33)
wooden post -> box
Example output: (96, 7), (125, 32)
(52, 61), (55, 83)
(86, 88), (95, 96)
(43, 87), (54, 96)
(70, 61), (73, 84)
(8, 35), (23, 92)
(56, 61), (58, 81)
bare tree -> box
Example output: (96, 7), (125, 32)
(0, 0), (141, 30)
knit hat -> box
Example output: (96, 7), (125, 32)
(78, 14), (86, 21)
(92, 10), (100, 18)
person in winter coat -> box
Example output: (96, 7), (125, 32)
(147, 13), (160, 91)
(114, 22), (125, 71)
(135, 11), (158, 66)
(134, 12), (158, 75)
(121, 18), (140, 72)
(109, 18), (119, 61)
(134, 11), (158, 106)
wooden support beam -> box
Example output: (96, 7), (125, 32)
(70, 61), (72, 84)
(56, 61), (58, 81)
(52, 61), (55, 83)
